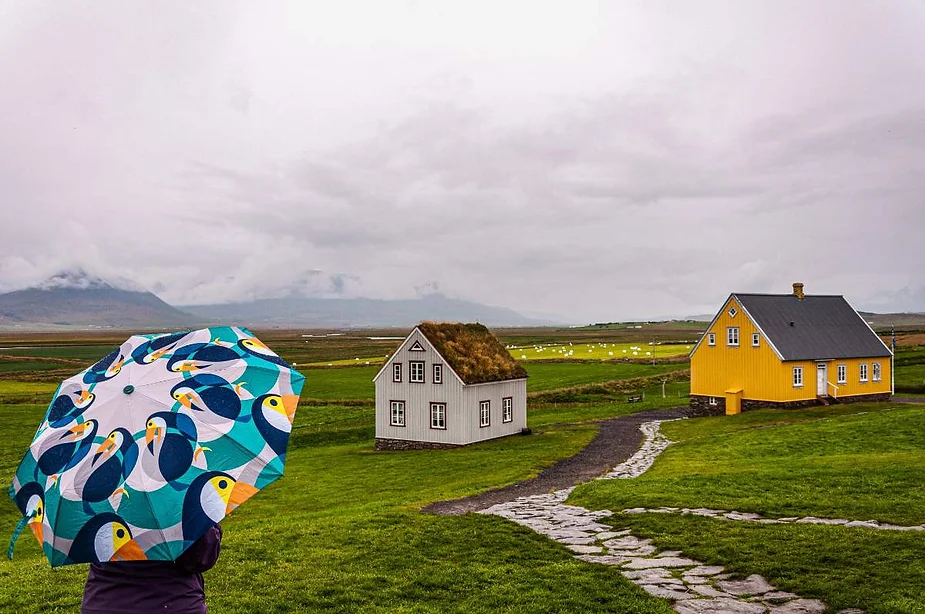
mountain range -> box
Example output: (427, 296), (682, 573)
(0, 270), (546, 330)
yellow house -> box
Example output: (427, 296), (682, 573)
(690, 283), (893, 414)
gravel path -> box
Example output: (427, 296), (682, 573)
(423, 407), (694, 515)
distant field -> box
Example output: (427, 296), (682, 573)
(525, 362), (685, 392)
(509, 341), (690, 361)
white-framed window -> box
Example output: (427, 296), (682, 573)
(727, 327), (739, 347)
(728, 306), (738, 318)
(433, 363), (443, 384)
(872, 362), (881, 382)
(502, 397), (513, 423)
(389, 400), (405, 427)
(708, 396), (718, 406)
(793, 366), (803, 388)
(708, 333), (716, 346)
(837, 364), (847, 384)
(392, 363), (402, 383)
(752, 333), (760, 347)
(430, 403), (446, 429)
(859, 363), (868, 382)
(479, 400), (490, 427)
(410, 361), (425, 383)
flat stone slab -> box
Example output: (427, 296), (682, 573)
(691, 584), (732, 598)
(717, 574), (775, 596)
(642, 584), (693, 600)
(768, 599), (827, 614)
(624, 556), (699, 570)
(762, 591), (801, 603)
(687, 565), (726, 576)
(674, 597), (768, 614)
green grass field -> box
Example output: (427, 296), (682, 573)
(0, 399), (671, 614)
(509, 341), (690, 361)
(570, 404), (925, 612)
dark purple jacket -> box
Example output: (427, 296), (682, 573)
(82, 524), (222, 614)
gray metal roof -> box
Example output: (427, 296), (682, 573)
(734, 293), (891, 361)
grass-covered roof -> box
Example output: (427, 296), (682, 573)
(417, 321), (528, 385)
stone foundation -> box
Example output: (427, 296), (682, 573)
(688, 395), (725, 416)
(690, 392), (895, 413)
(374, 438), (462, 451)
(375, 429), (530, 451)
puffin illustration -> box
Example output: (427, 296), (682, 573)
(170, 374), (242, 422)
(166, 343), (241, 373)
(36, 419), (99, 481)
(74, 428), (139, 510)
(141, 412), (203, 486)
(82, 349), (125, 385)
(130, 331), (189, 365)
(181, 471), (257, 544)
(14, 482), (45, 545)
(46, 385), (95, 428)
(237, 337), (290, 368)
(252, 394), (297, 457)
(68, 512), (147, 563)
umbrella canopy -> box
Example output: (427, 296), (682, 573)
(9, 326), (304, 567)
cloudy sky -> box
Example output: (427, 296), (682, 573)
(1, 1), (924, 322)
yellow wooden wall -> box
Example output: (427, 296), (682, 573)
(690, 297), (892, 402)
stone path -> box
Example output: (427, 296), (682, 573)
(622, 506), (925, 532)
(478, 420), (866, 613)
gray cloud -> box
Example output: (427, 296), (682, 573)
(1, 1), (924, 322)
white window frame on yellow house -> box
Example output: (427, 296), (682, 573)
(751, 332), (760, 347)
(837, 364), (847, 384)
(872, 362), (881, 382)
(727, 327), (739, 347)
(793, 366), (803, 388)
(708, 333), (716, 346)
(859, 363), (868, 382)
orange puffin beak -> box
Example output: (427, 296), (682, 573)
(282, 395), (299, 424)
(28, 519), (43, 545)
(66, 422), (90, 441)
(145, 426), (162, 447)
(176, 393), (193, 409)
(226, 481), (259, 514)
(96, 438), (117, 460)
(77, 390), (94, 405)
(111, 539), (147, 562)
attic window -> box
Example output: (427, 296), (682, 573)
(409, 340), (425, 352)
(728, 307), (738, 318)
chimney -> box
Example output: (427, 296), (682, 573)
(792, 282), (805, 300)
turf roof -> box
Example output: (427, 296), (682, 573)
(417, 321), (528, 385)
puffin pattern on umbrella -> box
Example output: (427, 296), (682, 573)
(10, 326), (304, 567)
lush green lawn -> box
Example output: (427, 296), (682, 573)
(619, 514), (925, 614)
(0, 399), (671, 614)
(570, 404), (925, 612)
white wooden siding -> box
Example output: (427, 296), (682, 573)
(375, 328), (527, 445)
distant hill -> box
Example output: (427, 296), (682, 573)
(858, 311), (925, 331)
(180, 293), (547, 328)
(0, 270), (197, 330)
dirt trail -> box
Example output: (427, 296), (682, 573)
(423, 407), (693, 515)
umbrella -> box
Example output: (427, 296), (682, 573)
(8, 326), (304, 567)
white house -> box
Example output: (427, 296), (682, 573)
(374, 322), (528, 450)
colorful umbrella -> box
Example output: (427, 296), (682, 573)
(8, 326), (304, 567)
